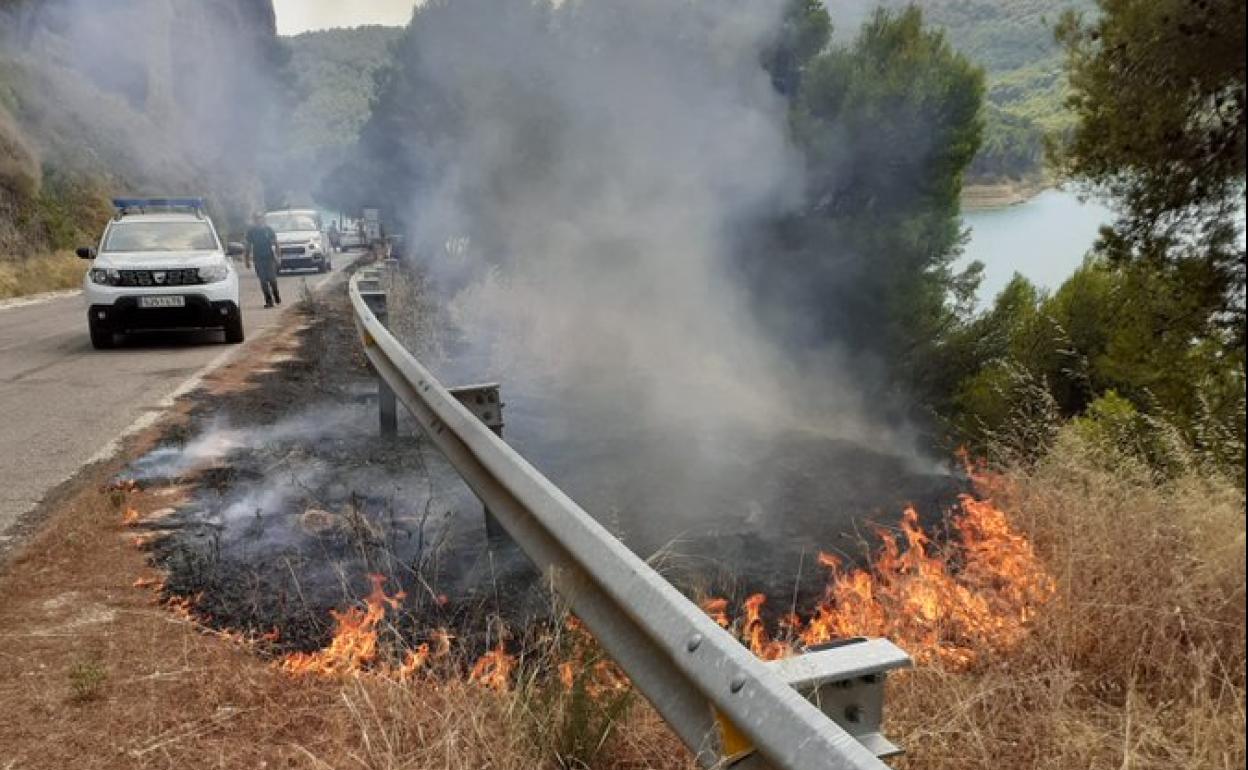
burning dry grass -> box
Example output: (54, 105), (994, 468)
(712, 475), (1057, 668)
(888, 428), (1246, 770)
(124, 425), (1241, 770)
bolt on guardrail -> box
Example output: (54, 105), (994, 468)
(348, 264), (911, 770)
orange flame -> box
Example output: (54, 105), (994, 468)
(701, 597), (730, 628)
(743, 594), (791, 661)
(122, 507), (141, 526)
(555, 617), (631, 695)
(279, 574), (403, 677)
(704, 473), (1054, 669)
(397, 643), (430, 682)
(468, 642), (515, 691)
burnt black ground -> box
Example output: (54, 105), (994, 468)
(122, 266), (965, 662)
(120, 275), (547, 659)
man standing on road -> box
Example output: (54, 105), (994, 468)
(244, 213), (281, 308)
(327, 221), (341, 253)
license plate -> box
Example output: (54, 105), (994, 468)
(138, 295), (186, 309)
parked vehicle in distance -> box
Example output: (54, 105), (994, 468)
(78, 198), (244, 349)
(337, 218), (365, 251)
(263, 209), (330, 273)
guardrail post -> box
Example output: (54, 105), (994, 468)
(449, 383), (508, 543)
(359, 270), (397, 438)
(765, 638), (911, 760)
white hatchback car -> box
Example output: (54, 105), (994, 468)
(79, 198), (244, 349)
(264, 209), (331, 273)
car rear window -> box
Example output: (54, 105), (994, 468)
(103, 221), (218, 252)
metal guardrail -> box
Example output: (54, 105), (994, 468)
(349, 264), (910, 770)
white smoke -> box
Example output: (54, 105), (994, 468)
(397, 0), (925, 453)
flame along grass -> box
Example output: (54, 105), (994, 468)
(270, 462), (1053, 690)
(90, 431), (1242, 769)
(724, 473), (1057, 667)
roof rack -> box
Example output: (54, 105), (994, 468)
(112, 198), (206, 219)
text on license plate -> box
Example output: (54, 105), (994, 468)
(138, 295), (186, 309)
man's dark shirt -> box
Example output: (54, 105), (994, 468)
(246, 225), (278, 262)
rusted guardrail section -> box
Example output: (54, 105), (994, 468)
(349, 264), (911, 770)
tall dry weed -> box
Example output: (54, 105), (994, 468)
(891, 426), (1246, 770)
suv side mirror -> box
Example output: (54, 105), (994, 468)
(227, 242), (245, 257)
(76, 247), (97, 260)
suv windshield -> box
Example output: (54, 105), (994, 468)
(264, 213), (319, 232)
(103, 221), (218, 253)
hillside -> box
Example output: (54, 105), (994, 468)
(273, 26), (404, 205)
(839, 0), (1099, 188)
(0, 0), (282, 297)
(926, 0), (1099, 186)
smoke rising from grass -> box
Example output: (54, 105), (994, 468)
(373, 0), (943, 552)
(398, 0), (922, 440)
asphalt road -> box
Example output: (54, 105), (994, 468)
(0, 265), (342, 540)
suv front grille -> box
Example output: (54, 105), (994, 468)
(118, 269), (203, 287)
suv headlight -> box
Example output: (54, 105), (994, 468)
(90, 268), (121, 286)
(198, 262), (230, 283)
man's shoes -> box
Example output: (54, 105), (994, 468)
(264, 301), (274, 309)
(275, 296), (282, 306)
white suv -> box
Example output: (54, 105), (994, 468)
(79, 198), (244, 349)
(264, 209), (331, 273)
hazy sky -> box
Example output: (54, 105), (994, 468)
(273, 0), (419, 35)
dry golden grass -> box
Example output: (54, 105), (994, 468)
(889, 427), (1246, 770)
(312, 424), (1244, 770)
(0, 250), (84, 299)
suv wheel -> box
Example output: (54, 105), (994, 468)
(89, 321), (115, 350)
(224, 313), (245, 344)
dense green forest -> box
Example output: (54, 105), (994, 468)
(828, 0), (1098, 185)
(298, 0), (1095, 192)
(883, 0), (1100, 185)
(270, 25), (404, 204)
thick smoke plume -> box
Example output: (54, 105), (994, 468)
(346, 1), (958, 576)
(371, 0), (948, 558)
(393, 0), (924, 438)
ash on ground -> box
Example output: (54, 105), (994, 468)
(125, 281), (542, 658)
(124, 271), (962, 660)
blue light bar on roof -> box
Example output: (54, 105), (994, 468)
(112, 197), (205, 212)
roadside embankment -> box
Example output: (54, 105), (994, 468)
(0, 251), (85, 300)
(961, 177), (1049, 210)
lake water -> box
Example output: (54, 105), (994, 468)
(960, 187), (1113, 310)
